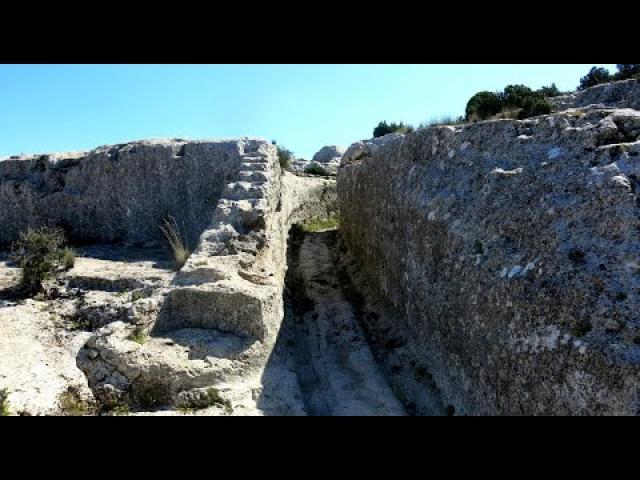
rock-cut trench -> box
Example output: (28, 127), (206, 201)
(271, 224), (447, 416)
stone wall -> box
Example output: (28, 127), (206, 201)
(0, 139), (251, 247)
(338, 105), (640, 415)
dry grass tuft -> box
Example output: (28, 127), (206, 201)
(159, 216), (191, 271)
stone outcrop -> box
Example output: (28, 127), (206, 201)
(308, 145), (345, 175)
(338, 101), (640, 415)
(0, 139), (250, 247)
(74, 138), (338, 410)
(551, 78), (640, 112)
(312, 145), (345, 164)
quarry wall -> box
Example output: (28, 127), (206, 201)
(0, 139), (248, 247)
(338, 104), (640, 415)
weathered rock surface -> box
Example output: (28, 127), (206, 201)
(0, 300), (93, 415)
(338, 102), (640, 415)
(551, 78), (640, 112)
(0, 139), (254, 247)
(312, 145), (345, 164)
(76, 137), (338, 411)
(1, 136), (338, 414)
(308, 145), (345, 175)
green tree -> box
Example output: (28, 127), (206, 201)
(615, 64), (640, 80)
(501, 84), (535, 109)
(537, 83), (562, 97)
(578, 66), (612, 90)
(465, 91), (504, 121)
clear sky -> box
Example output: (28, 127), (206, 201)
(0, 64), (617, 160)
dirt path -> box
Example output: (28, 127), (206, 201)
(280, 229), (407, 416)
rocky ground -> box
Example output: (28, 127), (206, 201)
(0, 222), (444, 416)
(0, 245), (176, 415)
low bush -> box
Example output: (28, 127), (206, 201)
(538, 83), (562, 97)
(11, 227), (72, 293)
(276, 145), (294, 170)
(305, 164), (328, 176)
(466, 85), (553, 121)
(127, 326), (148, 345)
(58, 386), (92, 416)
(518, 96), (552, 119)
(373, 121), (413, 137)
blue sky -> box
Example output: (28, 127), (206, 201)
(0, 64), (617, 160)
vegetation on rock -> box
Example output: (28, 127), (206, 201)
(127, 326), (148, 345)
(579, 66), (613, 90)
(276, 144), (294, 170)
(300, 215), (340, 232)
(465, 85), (553, 121)
(305, 164), (329, 176)
(578, 64), (640, 90)
(58, 386), (92, 416)
(373, 121), (414, 138)
(465, 91), (504, 121)
(159, 216), (190, 271)
(11, 227), (73, 293)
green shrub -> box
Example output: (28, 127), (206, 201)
(502, 84), (535, 109)
(127, 326), (147, 345)
(58, 386), (91, 416)
(131, 290), (146, 302)
(202, 387), (233, 413)
(373, 121), (413, 138)
(11, 227), (67, 293)
(465, 91), (504, 121)
(518, 96), (552, 119)
(615, 64), (640, 81)
(276, 145), (294, 170)
(578, 66), (612, 90)
(466, 85), (553, 121)
(305, 164), (328, 176)
(537, 83), (562, 97)
(132, 377), (171, 409)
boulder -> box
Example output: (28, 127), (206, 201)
(312, 145), (346, 164)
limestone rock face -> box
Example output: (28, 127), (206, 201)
(0, 139), (256, 247)
(76, 144), (338, 410)
(308, 145), (346, 175)
(312, 145), (346, 164)
(551, 78), (640, 111)
(338, 103), (640, 415)
(1, 135), (338, 414)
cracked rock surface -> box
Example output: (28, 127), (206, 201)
(338, 100), (640, 415)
